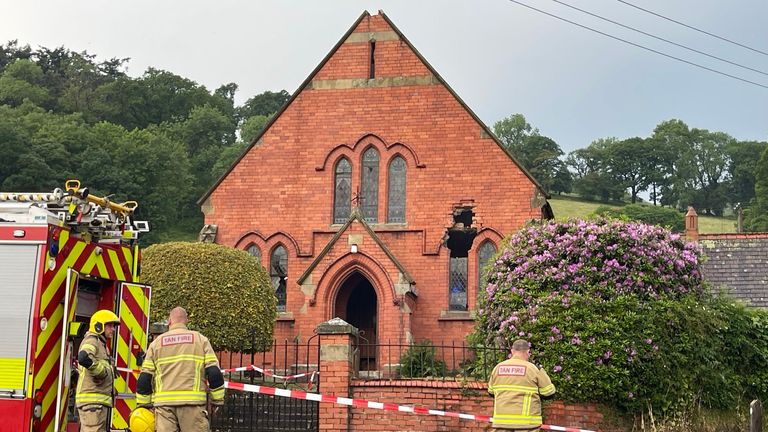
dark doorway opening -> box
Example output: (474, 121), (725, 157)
(334, 272), (377, 370)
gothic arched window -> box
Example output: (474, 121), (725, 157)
(387, 156), (406, 223)
(270, 245), (288, 312)
(334, 158), (352, 224)
(477, 241), (497, 300)
(361, 147), (380, 223)
(246, 244), (261, 262)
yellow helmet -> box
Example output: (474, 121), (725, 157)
(129, 407), (155, 432)
(89, 310), (120, 334)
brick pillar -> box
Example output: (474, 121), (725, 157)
(316, 318), (358, 432)
(685, 206), (699, 241)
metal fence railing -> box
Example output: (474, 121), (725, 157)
(211, 336), (320, 432)
(352, 338), (507, 382)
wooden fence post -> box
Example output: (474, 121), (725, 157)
(750, 399), (763, 432)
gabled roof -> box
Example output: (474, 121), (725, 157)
(296, 207), (415, 287)
(199, 10), (548, 205)
(700, 233), (768, 307)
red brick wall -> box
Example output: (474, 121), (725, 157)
(205, 13), (541, 346)
(349, 380), (611, 432)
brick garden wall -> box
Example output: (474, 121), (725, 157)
(348, 379), (609, 432)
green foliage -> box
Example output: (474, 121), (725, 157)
(237, 90), (290, 120)
(493, 113), (570, 194)
(399, 340), (447, 378)
(0, 59), (49, 106)
(593, 204), (684, 232)
(473, 219), (768, 418)
(744, 146), (768, 232)
(240, 114), (270, 144)
(142, 242), (276, 351)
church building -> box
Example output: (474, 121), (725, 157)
(200, 11), (550, 366)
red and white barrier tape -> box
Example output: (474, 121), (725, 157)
(222, 364), (318, 381)
(223, 381), (595, 432)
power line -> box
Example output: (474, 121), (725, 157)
(506, 0), (768, 90)
(616, 0), (768, 57)
(551, 0), (768, 77)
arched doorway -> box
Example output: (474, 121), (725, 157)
(334, 271), (377, 370)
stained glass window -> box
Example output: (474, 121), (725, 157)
(246, 244), (261, 265)
(449, 256), (468, 311)
(334, 158), (352, 224)
(387, 156), (406, 223)
(477, 241), (497, 300)
(361, 147), (379, 223)
(270, 245), (288, 312)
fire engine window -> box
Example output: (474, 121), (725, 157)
(334, 158), (352, 224)
(361, 147), (379, 223)
(387, 156), (406, 223)
(270, 245), (288, 312)
(477, 241), (497, 300)
(246, 244), (261, 263)
(0, 244), (38, 394)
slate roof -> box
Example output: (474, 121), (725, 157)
(699, 234), (768, 307)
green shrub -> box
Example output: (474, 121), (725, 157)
(594, 204), (685, 232)
(399, 340), (447, 378)
(142, 241), (276, 351)
(472, 219), (768, 418)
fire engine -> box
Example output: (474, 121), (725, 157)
(0, 180), (152, 432)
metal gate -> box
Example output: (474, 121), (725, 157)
(211, 335), (320, 432)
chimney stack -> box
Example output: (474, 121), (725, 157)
(685, 206), (699, 241)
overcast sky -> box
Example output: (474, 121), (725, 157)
(1, 0), (766, 153)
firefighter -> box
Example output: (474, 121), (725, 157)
(75, 309), (120, 431)
(488, 339), (556, 431)
(136, 306), (225, 431)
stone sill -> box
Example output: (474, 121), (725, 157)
(438, 310), (476, 321)
(276, 312), (295, 322)
(330, 222), (408, 230)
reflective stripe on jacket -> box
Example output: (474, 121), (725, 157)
(141, 323), (223, 406)
(488, 357), (556, 429)
(75, 332), (114, 407)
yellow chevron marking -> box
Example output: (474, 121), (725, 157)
(95, 253), (109, 278)
(107, 249), (125, 280)
(41, 242), (84, 314)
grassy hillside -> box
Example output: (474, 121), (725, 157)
(548, 196), (737, 234)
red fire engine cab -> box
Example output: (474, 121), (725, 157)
(0, 180), (151, 432)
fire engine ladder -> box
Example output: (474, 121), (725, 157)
(0, 180), (148, 241)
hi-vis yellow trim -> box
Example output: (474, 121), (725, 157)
(540, 383), (556, 395)
(80, 344), (96, 354)
(155, 354), (206, 365)
(0, 358), (25, 390)
(75, 393), (113, 406)
(488, 384), (539, 394)
(210, 387), (225, 400)
(492, 413), (543, 424)
(523, 393), (531, 416)
(152, 390), (207, 403)
(136, 393), (152, 405)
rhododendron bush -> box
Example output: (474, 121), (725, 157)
(472, 219), (768, 416)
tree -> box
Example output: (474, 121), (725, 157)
(605, 137), (653, 203)
(0, 59), (49, 106)
(567, 139), (624, 201)
(744, 146), (768, 232)
(237, 90), (290, 121)
(142, 242), (276, 351)
(240, 114), (270, 144)
(727, 140), (767, 206)
(493, 113), (539, 155)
